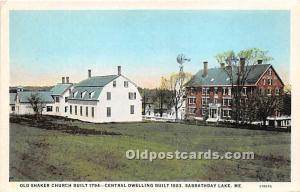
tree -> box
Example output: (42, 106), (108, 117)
(215, 48), (273, 126)
(162, 72), (193, 120)
(27, 93), (45, 119)
(247, 93), (281, 126)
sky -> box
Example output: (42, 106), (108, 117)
(10, 10), (290, 88)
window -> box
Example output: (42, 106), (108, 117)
(130, 105), (135, 114)
(129, 92), (136, 100)
(202, 108), (206, 116)
(275, 88), (280, 95)
(107, 92), (111, 100)
(202, 87), (209, 95)
(81, 91), (86, 98)
(268, 79), (272, 85)
(55, 96), (60, 102)
(188, 97), (196, 104)
(47, 106), (53, 112)
(89, 92), (94, 99)
(75, 106), (77, 115)
(12, 106), (15, 111)
(223, 87), (228, 95)
(65, 106), (68, 113)
(65, 97), (68, 103)
(223, 109), (232, 117)
(124, 81), (129, 88)
(107, 107), (111, 117)
(188, 107), (196, 114)
(243, 87), (247, 96)
(86, 107), (88, 117)
(268, 69), (272, 76)
(56, 107), (59, 112)
(92, 107), (95, 117)
(73, 91), (78, 98)
(70, 105), (72, 114)
(223, 98), (232, 106)
(214, 87), (218, 95)
(202, 97), (209, 106)
(190, 87), (196, 94)
(113, 80), (116, 87)
(267, 88), (272, 95)
(214, 98), (218, 104)
(80, 106), (82, 116)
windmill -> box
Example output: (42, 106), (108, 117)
(176, 54), (190, 89)
(174, 54), (191, 120)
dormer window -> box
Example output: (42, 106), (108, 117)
(73, 91), (78, 98)
(88, 91), (95, 99)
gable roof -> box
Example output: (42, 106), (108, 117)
(185, 64), (271, 87)
(76, 75), (118, 87)
(50, 83), (73, 95)
(69, 75), (118, 101)
(10, 93), (17, 105)
(18, 91), (54, 103)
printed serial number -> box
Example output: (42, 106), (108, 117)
(259, 184), (272, 188)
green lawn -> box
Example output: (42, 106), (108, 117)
(9, 117), (290, 181)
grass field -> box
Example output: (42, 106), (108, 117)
(9, 116), (290, 181)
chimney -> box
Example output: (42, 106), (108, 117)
(88, 69), (91, 78)
(240, 58), (245, 72)
(62, 77), (65, 84)
(220, 63), (225, 68)
(202, 61), (208, 77)
(66, 77), (69, 83)
(257, 59), (263, 64)
(118, 66), (121, 76)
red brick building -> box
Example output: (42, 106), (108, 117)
(185, 60), (284, 122)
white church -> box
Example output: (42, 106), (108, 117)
(10, 66), (142, 123)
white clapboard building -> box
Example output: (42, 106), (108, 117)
(50, 77), (73, 117)
(9, 66), (142, 123)
(14, 91), (55, 115)
(67, 66), (142, 123)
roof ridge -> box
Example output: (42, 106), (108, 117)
(90, 74), (118, 78)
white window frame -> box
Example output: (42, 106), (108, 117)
(202, 97), (209, 106)
(130, 105), (135, 114)
(202, 87), (208, 95)
(124, 81), (129, 88)
(268, 79), (272, 85)
(188, 97), (196, 104)
(107, 92), (111, 100)
(129, 92), (136, 100)
(263, 78), (266, 85)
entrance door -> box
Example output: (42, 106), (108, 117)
(211, 109), (217, 118)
